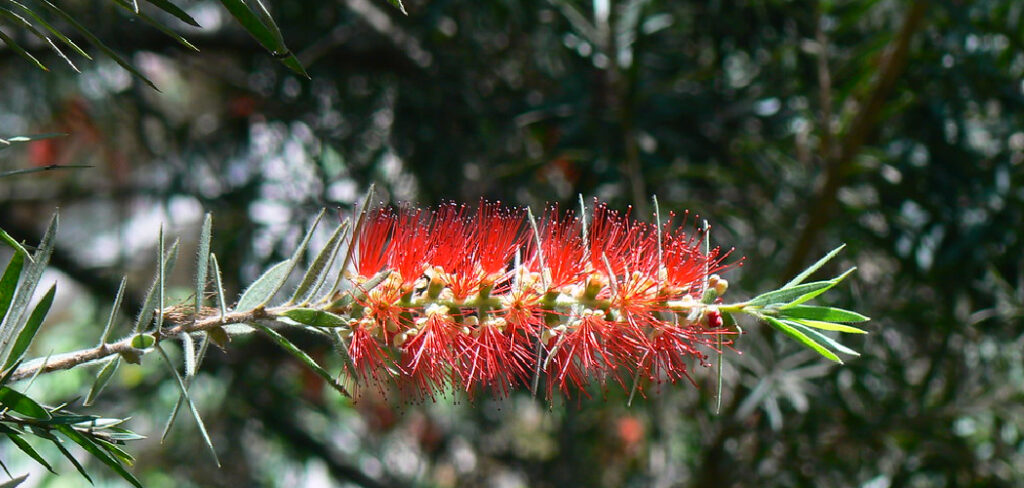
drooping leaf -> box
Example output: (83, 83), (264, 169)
(41, 430), (91, 484)
(762, 315), (842, 363)
(3, 283), (56, 370)
(54, 425), (142, 488)
(156, 345), (220, 467)
(786, 320), (861, 357)
(0, 28), (47, 71)
(5, 432), (53, 473)
(2, 2), (89, 60)
(37, 0), (159, 90)
(0, 7), (77, 71)
(282, 308), (347, 328)
(253, 323), (350, 397)
(111, 0), (199, 51)
(142, 0), (201, 26)
(215, 0), (308, 77)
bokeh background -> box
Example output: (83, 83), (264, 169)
(1, 0), (1023, 486)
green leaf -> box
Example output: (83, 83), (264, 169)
(291, 219), (347, 304)
(778, 304), (870, 323)
(0, 133), (68, 152)
(0, 253), (25, 325)
(156, 345), (220, 467)
(789, 319), (868, 334)
(784, 244), (846, 288)
(133, 238), (179, 334)
(194, 213), (213, 318)
(5, 433), (53, 473)
(786, 320), (861, 357)
(0, 473), (28, 488)
(3, 2), (89, 59)
(97, 277), (127, 346)
(0, 386), (51, 419)
(84, 356), (121, 407)
(0, 28), (48, 71)
(748, 268), (855, 308)
(42, 430), (92, 484)
(329, 184), (375, 299)
(0, 230), (29, 256)
(54, 425), (142, 488)
(215, 0), (308, 77)
(0, 7), (77, 72)
(283, 309), (347, 328)
(236, 260), (291, 311)
(3, 283), (55, 370)
(252, 323), (350, 397)
(761, 316), (842, 363)
(111, 0), (199, 51)
(143, 0), (201, 26)
(0, 215), (56, 366)
(37, 0), (159, 90)
(94, 438), (135, 466)
(387, 0), (408, 14)
(210, 253), (227, 318)
(130, 333), (156, 349)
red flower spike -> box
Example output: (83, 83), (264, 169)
(333, 199), (742, 400)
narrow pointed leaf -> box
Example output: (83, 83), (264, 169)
(181, 332), (196, 377)
(112, 0), (199, 51)
(84, 357), (120, 406)
(291, 219), (347, 304)
(748, 268), (854, 308)
(790, 318), (867, 334)
(235, 260), (290, 311)
(194, 214), (212, 319)
(253, 323), (350, 397)
(283, 309), (346, 328)
(133, 239), (179, 334)
(778, 304), (870, 323)
(0, 215), (56, 368)
(216, 0), (307, 76)
(143, 0), (201, 26)
(0, 29), (48, 71)
(54, 425), (142, 488)
(157, 346), (220, 467)
(0, 253), (25, 325)
(329, 184), (375, 299)
(5, 433), (53, 473)
(0, 230), (29, 256)
(44, 432), (92, 484)
(38, 0), (159, 90)
(210, 254), (227, 318)
(786, 320), (861, 357)
(784, 244), (846, 288)
(0, 473), (28, 488)
(762, 315), (842, 363)
(3, 283), (56, 370)
(387, 0), (408, 14)
(0, 386), (50, 419)
(4, 2), (89, 58)
(0, 7), (77, 71)
(97, 277), (127, 346)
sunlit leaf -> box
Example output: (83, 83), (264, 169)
(0, 386), (51, 419)
(3, 283), (56, 370)
(282, 308), (347, 328)
(55, 425), (142, 488)
(783, 244), (847, 288)
(778, 304), (870, 323)
(762, 316), (842, 363)
(253, 323), (350, 397)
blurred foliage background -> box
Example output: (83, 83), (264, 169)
(1, 0), (1023, 486)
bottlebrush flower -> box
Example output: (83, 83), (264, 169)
(336, 199), (739, 400)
